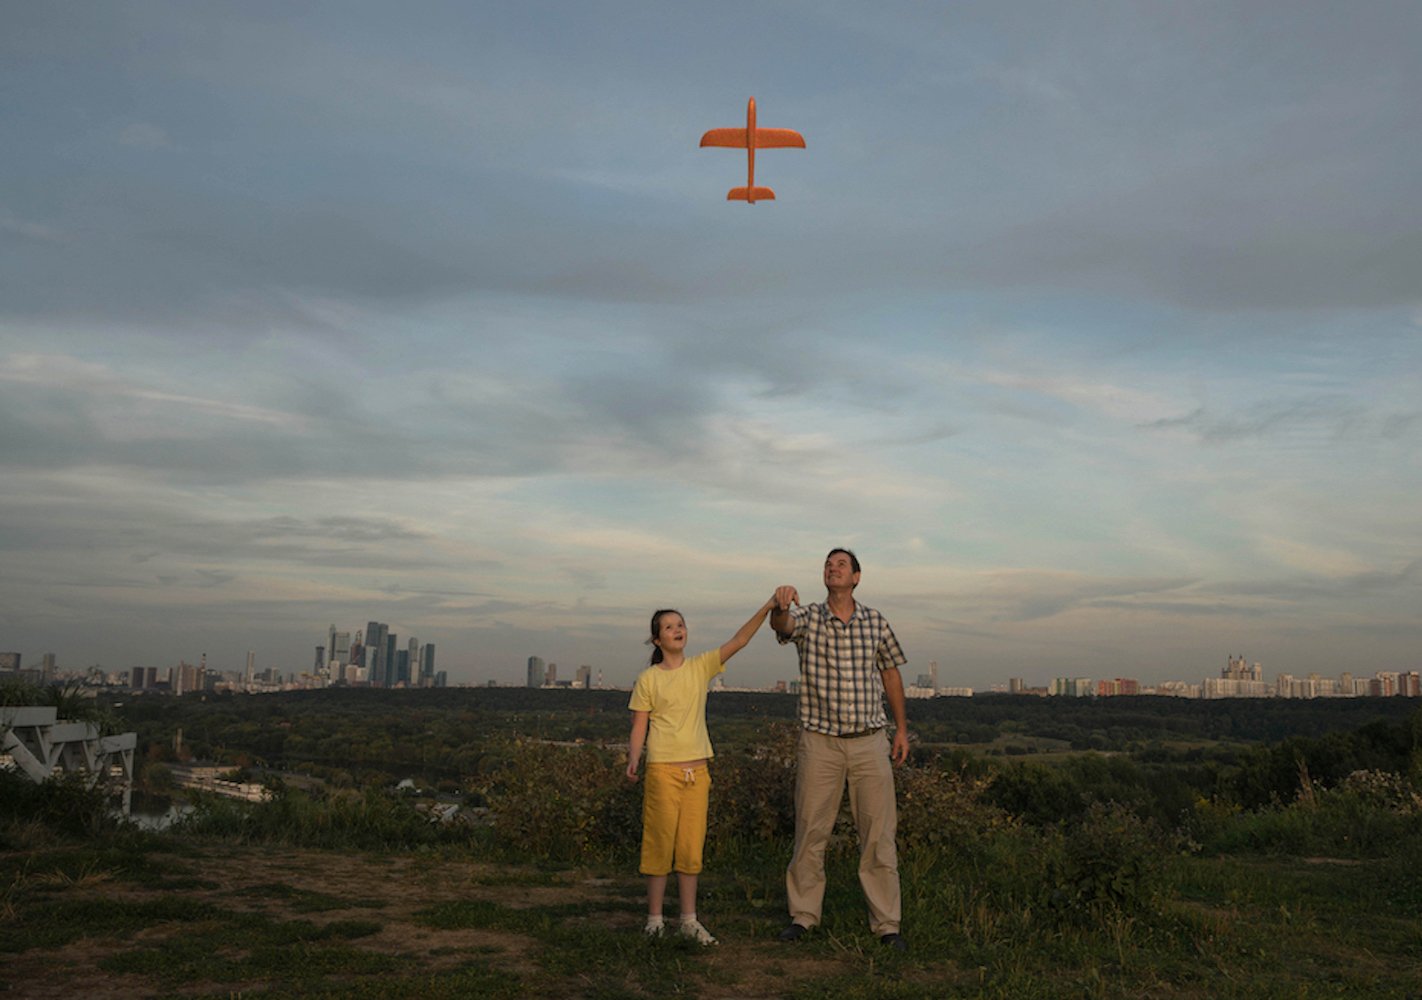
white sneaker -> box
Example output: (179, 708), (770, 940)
(679, 918), (717, 945)
(644, 916), (665, 937)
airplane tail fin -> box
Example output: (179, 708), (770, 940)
(728, 187), (776, 202)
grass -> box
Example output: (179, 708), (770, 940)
(232, 880), (389, 912)
(4, 823), (1422, 998)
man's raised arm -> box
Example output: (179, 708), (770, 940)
(770, 585), (800, 637)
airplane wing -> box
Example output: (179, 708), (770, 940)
(700, 127), (806, 149)
(700, 128), (747, 148)
(754, 128), (805, 148)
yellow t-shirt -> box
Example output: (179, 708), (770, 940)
(628, 650), (725, 762)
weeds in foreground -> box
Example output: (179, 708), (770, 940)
(4, 831), (1421, 999)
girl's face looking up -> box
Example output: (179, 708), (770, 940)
(655, 613), (687, 656)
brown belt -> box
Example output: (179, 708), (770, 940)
(831, 726), (884, 739)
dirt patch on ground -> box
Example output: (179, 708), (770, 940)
(1, 844), (843, 999)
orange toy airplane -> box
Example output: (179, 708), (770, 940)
(699, 97), (805, 203)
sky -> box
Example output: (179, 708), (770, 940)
(2, 1), (1419, 691)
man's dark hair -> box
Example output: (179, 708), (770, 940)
(826, 548), (860, 574)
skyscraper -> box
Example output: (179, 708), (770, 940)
(527, 656), (544, 688)
(421, 644), (436, 687)
(366, 622), (389, 687)
(331, 631), (351, 667)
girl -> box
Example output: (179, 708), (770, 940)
(625, 596), (776, 944)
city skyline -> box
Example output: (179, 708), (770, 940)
(2, 4), (1420, 691)
(6, 634), (1418, 703)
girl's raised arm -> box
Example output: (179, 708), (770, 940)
(718, 596), (777, 665)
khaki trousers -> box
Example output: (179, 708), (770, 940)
(785, 729), (900, 936)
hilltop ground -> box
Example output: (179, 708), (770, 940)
(3, 838), (931, 1000)
(5, 833), (1422, 1000)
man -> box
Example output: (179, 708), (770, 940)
(771, 548), (910, 951)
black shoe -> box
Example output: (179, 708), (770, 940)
(778, 922), (809, 942)
(880, 932), (907, 952)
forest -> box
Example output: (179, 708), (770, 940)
(115, 687), (1422, 821)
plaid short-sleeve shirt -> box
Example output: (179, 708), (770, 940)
(778, 600), (907, 736)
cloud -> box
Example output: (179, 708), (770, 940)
(117, 122), (174, 149)
(2, 3), (1419, 686)
(1143, 397), (1409, 445)
(0, 213), (65, 244)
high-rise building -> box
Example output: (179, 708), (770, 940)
(527, 656), (545, 688)
(365, 622), (389, 687)
(545, 662), (558, 686)
(395, 649), (410, 686)
(421, 644), (436, 686)
(0, 652), (20, 671)
(385, 632), (397, 686)
(331, 631), (351, 666)
(245, 651), (255, 689)
(575, 664), (591, 689)
(174, 660), (201, 695)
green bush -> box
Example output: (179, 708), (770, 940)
(1046, 801), (1174, 920)
(706, 724), (798, 845)
(1201, 769), (1422, 858)
(478, 739), (637, 862)
(896, 764), (1017, 859)
(177, 783), (454, 851)
(0, 770), (122, 841)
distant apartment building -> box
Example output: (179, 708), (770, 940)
(1201, 654), (1268, 697)
(1051, 677), (1094, 697)
(1096, 678), (1141, 697)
